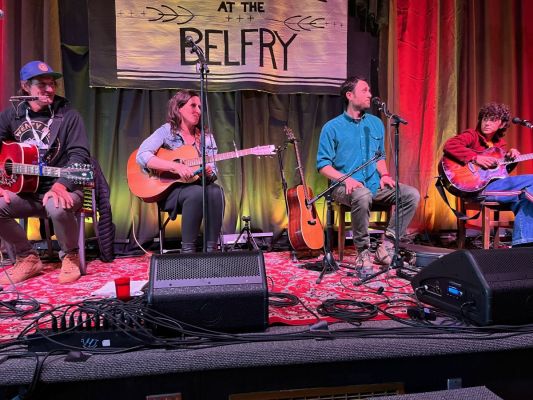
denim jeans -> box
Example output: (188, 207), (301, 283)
(332, 183), (420, 250)
(482, 175), (533, 246)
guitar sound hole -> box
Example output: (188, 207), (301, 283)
(4, 160), (12, 175)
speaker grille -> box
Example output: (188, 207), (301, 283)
(469, 249), (533, 282)
(150, 251), (265, 288)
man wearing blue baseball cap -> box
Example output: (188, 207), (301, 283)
(0, 60), (91, 285)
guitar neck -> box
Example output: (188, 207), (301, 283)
(501, 153), (533, 165)
(12, 163), (63, 178)
(182, 149), (256, 167)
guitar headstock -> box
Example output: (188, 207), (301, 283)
(283, 126), (297, 143)
(250, 145), (276, 156)
(61, 164), (94, 184)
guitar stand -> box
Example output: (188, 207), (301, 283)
(230, 216), (260, 251)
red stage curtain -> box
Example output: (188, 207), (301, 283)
(389, 0), (533, 232)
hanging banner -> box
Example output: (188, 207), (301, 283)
(89, 0), (349, 94)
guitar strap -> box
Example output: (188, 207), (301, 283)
(435, 176), (481, 221)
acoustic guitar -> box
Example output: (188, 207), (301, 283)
(284, 127), (324, 251)
(439, 146), (533, 196)
(127, 144), (276, 202)
(0, 141), (93, 193)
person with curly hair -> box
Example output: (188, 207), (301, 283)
(443, 102), (533, 247)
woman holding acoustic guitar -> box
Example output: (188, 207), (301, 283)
(442, 102), (533, 247)
(136, 90), (224, 253)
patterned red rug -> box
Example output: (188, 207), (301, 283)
(0, 250), (414, 341)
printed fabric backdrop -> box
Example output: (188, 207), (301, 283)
(90, 0), (348, 94)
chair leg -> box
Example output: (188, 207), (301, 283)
(158, 208), (165, 254)
(43, 219), (54, 259)
(493, 210), (501, 249)
(482, 206), (491, 249)
(218, 232), (225, 252)
(78, 212), (87, 275)
(457, 218), (466, 249)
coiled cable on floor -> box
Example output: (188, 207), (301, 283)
(317, 299), (378, 322)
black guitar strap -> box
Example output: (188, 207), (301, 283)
(435, 176), (481, 221)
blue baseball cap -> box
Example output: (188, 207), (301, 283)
(20, 60), (62, 81)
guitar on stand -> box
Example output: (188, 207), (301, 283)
(284, 127), (324, 252)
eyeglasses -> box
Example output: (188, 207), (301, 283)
(29, 80), (57, 89)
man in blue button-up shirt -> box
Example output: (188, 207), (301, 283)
(317, 76), (420, 270)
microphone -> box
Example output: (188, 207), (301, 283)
(9, 96), (40, 102)
(372, 97), (385, 108)
(512, 117), (533, 129)
(184, 35), (196, 48)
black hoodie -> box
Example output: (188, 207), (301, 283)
(0, 95), (91, 193)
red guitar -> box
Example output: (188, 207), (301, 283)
(127, 144), (276, 202)
(439, 146), (533, 196)
(284, 127), (324, 251)
(0, 141), (93, 193)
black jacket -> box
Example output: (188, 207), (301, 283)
(91, 158), (115, 262)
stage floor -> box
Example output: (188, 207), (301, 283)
(1, 246), (533, 399)
(0, 247), (416, 340)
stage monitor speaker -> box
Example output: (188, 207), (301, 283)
(147, 250), (268, 333)
(411, 248), (533, 325)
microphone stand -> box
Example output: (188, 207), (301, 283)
(189, 42), (210, 252)
(305, 152), (382, 284)
(355, 102), (408, 286)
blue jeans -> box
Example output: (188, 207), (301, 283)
(482, 175), (533, 246)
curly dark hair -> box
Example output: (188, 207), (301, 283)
(340, 76), (368, 107)
(476, 102), (511, 138)
(166, 90), (200, 134)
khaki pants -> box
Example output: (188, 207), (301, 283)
(332, 183), (420, 250)
(0, 190), (83, 258)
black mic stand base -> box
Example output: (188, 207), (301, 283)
(302, 250), (357, 284)
(353, 253), (405, 287)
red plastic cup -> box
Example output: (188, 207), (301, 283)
(114, 277), (131, 301)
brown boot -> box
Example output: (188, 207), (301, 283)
(0, 253), (43, 285)
(58, 253), (81, 284)
(374, 239), (394, 268)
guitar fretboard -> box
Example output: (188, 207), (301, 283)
(502, 153), (533, 165)
(12, 163), (62, 177)
(182, 149), (256, 167)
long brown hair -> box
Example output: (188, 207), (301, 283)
(166, 90), (200, 134)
